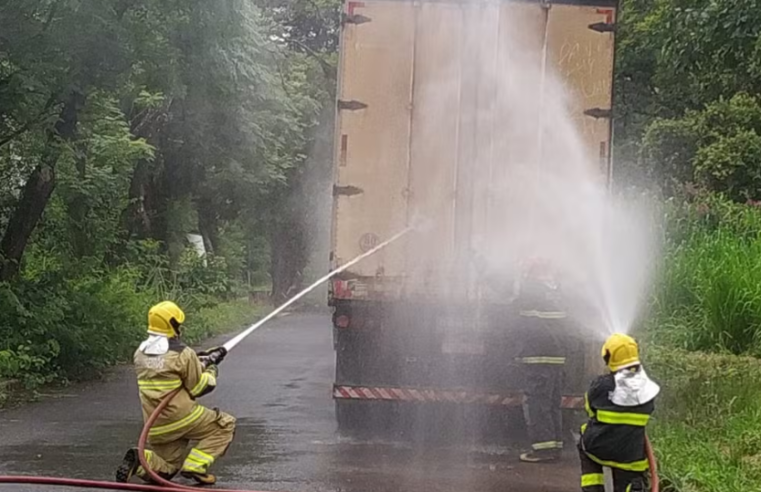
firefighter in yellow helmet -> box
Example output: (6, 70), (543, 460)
(578, 333), (659, 492)
(115, 301), (235, 486)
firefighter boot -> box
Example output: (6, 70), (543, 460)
(181, 471), (217, 486)
(115, 448), (176, 484)
(115, 448), (141, 483)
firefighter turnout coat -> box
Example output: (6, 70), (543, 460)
(581, 369), (655, 472)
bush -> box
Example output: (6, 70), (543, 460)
(182, 299), (266, 345)
(0, 265), (264, 400)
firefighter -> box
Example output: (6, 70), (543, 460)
(115, 301), (235, 486)
(578, 333), (659, 492)
(513, 257), (569, 463)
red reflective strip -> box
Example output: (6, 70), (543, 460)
(347, 1), (365, 16)
(391, 388), (408, 400)
(596, 8), (614, 23)
(336, 386), (352, 399)
(562, 396), (585, 409)
(369, 388), (386, 399)
(335, 385), (584, 408)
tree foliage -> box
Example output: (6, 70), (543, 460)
(0, 0), (340, 387)
(615, 0), (761, 197)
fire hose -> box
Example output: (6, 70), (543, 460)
(0, 224), (660, 491)
(646, 435), (659, 492)
(0, 228), (412, 491)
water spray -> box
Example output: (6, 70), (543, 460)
(0, 226), (414, 491)
(224, 226), (412, 351)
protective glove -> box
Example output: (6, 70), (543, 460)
(197, 346), (228, 368)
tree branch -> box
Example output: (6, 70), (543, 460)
(0, 94), (59, 149)
(287, 38), (336, 83)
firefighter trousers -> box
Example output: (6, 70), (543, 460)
(139, 406), (236, 478)
(578, 441), (646, 492)
(522, 363), (564, 455)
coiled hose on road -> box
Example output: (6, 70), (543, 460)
(0, 392), (661, 492)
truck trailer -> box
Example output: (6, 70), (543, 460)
(329, 0), (617, 443)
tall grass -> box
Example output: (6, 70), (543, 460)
(652, 195), (761, 355)
(645, 194), (761, 490)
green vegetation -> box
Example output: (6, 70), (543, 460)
(641, 197), (761, 491)
(615, 1), (761, 489)
(646, 348), (761, 492)
(3, 0), (761, 488)
(0, 0), (340, 403)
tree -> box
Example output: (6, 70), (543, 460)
(0, 0), (137, 279)
(640, 94), (761, 201)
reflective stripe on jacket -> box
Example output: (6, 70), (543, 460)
(134, 337), (217, 433)
(581, 372), (654, 471)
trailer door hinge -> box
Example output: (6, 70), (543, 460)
(342, 13), (371, 25)
(333, 184), (364, 197)
(338, 100), (368, 111)
(584, 108), (612, 119)
(588, 22), (616, 33)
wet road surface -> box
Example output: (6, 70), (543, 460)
(0, 313), (580, 492)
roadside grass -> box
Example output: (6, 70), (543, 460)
(645, 346), (761, 492)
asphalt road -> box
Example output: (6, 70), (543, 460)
(0, 313), (580, 492)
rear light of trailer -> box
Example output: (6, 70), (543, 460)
(335, 315), (350, 328)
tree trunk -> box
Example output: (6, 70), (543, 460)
(269, 217), (306, 303)
(197, 195), (220, 255)
(115, 101), (170, 248)
(119, 158), (153, 239)
(0, 89), (85, 281)
(70, 145), (89, 258)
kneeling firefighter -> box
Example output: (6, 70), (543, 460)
(579, 333), (659, 492)
(116, 301), (235, 486)
(513, 258), (569, 463)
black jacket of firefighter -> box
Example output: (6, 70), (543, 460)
(511, 277), (567, 364)
(581, 370), (655, 471)
(511, 276), (569, 461)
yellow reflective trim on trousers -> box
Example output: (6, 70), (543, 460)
(184, 455), (206, 467)
(585, 393), (594, 418)
(149, 405), (205, 437)
(596, 409), (650, 426)
(182, 456), (206, 470)
(586, 452), (649, 472)
(532, 441), (560, 450)
(581, 423), (588, 434)
(519, 310), (567, 319)
(581, 473), (605, 487)
(520, 357), (566, 364)
(138, 379), (182, 390)
(190, 448), (215, 464)
(181, 461), (206, 473)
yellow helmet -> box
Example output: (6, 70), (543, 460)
(602, 333), (640, 372)
(148, 301), (186, 337)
